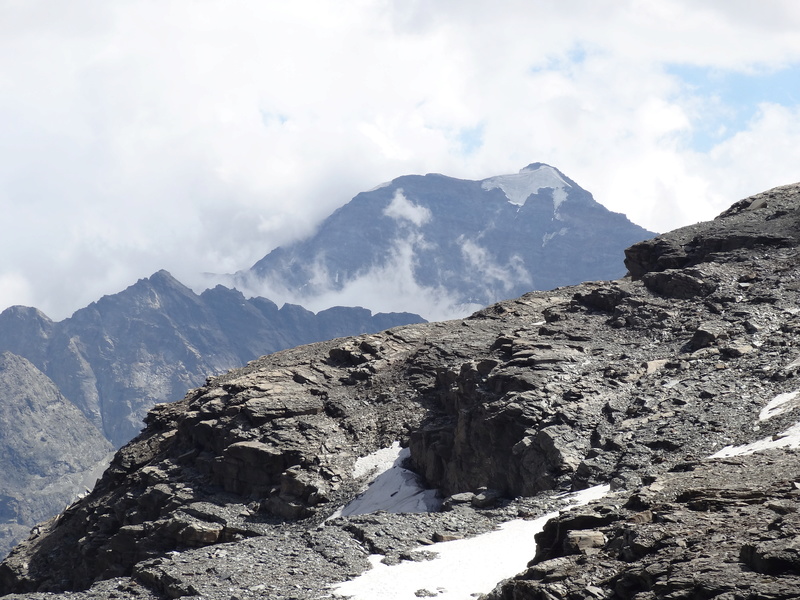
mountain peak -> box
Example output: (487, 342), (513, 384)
(245, 163), (654, 319)
(481, 163), (573, 206)
(0, 304), (53, 325)
(146, 269), (188, 291)
(521, 161), (552, 171)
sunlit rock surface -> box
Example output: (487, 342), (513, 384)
(2, 182), (800, 598)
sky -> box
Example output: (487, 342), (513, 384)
(1, 0), (799, 320)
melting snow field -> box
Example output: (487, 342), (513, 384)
(329, 442), (441, 519)
(759, 390), (800, 421)
(331, 481), (609, 600)
(709, 387), (800, 458)
(709, 422), (800, 458)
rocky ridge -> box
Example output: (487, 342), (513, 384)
(0, 271), (422, 449)
(1, 182), (799, 598)
(0, 272), (422, 558)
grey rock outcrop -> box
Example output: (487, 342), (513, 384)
(485, 450), (800, 600)
(0, 352), (112, 559)
(624, 186), (800, 279)
(1, 182), (800, 599)
(243, 163), (655, 313)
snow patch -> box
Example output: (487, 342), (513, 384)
(332, 442), (441, 519)
(482, 164), (570, 208)
(759, 390), (800, 421)
(709, 421), (800, 458)
(709, 386), (800, 458)
(383, 189), (432, 227)
(352, 441), (404, 480)
(783, 355), (800, 372)
(331, 484), (610, 600)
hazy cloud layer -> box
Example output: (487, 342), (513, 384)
(459, 237), (531, 296)
(239, 233), (480, 322)
(383, 190), (432, 227)
(1, 1), (799, 319)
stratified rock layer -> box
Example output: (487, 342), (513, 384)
(1, 182), (799, 599)
(0, 272), (423, 559)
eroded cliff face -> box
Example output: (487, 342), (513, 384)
(1, 183), (799, 599)
(0, 353), (113, 560)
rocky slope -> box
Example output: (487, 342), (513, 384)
(242, 163), (655, 316)
(1, 182), (799, 599)
(0, 353), (112, 559)
(0, 271), (422, 449)
(0, 272), (421, 558)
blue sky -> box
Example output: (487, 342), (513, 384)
(667, 63), (800, 151)
(0, 0), (799, 319)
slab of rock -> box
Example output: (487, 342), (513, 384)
(485, 450), (800, 600)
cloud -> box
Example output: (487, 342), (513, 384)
(383, 190), (432, 227)
(0, 1), (799, 318)
(237, 233), (479, 322)
(699, 103), (800, 202)
(0, 272), (34, 313)
(459, 237), (531, 296)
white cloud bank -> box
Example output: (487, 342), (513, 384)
(383, 189), (432, 227)
(1, 1), (800, 319)
(241, 233), (482, 322)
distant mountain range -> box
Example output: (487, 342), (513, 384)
(0, 272), (420, 557)
(0, 271), (420, 449)
(0, 162), (653, 558)
(239, 163), (655, 318)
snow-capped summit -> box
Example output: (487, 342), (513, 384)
(481, 162), (572, 209)
(241, 164), (655, 320)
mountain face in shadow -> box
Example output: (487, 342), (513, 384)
(243, 163), (655, 317)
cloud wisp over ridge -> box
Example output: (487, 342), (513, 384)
(1, 1), (799, 319)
